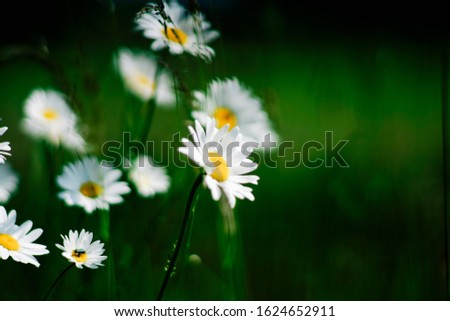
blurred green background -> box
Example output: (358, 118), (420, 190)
(1, 0), (450, 300)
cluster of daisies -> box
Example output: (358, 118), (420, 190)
(0, 204), (106, 268)
(0, 0), (277, 271)
(1, 131), (106, 268)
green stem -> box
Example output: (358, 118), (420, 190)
(159, 60), (194, 121)
(99, 209), (111, 242)
(184, 184), (201, 256)
(99, 209), (116, 299)
(218, 196), (246, 300)
(108, 247), (117, 300)
(140, 98), (157, 143)
(139, 54), (168, 143)
(156, 173), (204, 300)
(43, 263), (75, 300)
(43, 142), (55, 193)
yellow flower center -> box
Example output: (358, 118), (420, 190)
(43, 108), (58, 120)
(136, 74), (156, 91)
(0, 233), (20, 251)
(208, 152), (229, 182)
(213, 107), (238, 130)
(72, 249), (87, 263)
(80, 181), (104, 198)
(163, 27), (188, 45)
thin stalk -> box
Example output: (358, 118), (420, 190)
(43, 142), (55, 193)
(217, 196), (244, 300)
(160, 60), (194, 120)
(99, 209), (116, 299)
(156, 173), (204, 300)
(108, 247), (117, 300)
(140, 98), (157, 143)
(139, 55), (167, 143)
(99, 209), (111, 242)
(183, 182), (202, 257)
(43, 264), (75, 300)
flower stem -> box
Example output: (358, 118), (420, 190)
(139, 55), (167, 143)
(184, 183), (202, 256)
(140, 98), (157, 143)
(99, 209), (111, 242)
(43, 263), (75, 300)
(98, 209), (116, 299)
(108, 246), (117, 300)
(43, 142), (56, 193)
(156, 173), (204, 300)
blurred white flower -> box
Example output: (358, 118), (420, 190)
(192, 78), (278, 147)
(22, 89), (86, 152)
(136, 1), (219, 61)
(128, 155), (170, 198)
(116, 48), (176, 106)
(0, 127), (11, 164)
(179, 117), (259, 208)
(56, 229), (107, 269)
(0, 163), (19, 204)
(0, 206), (49, 267)
(56, 157), (131, 214)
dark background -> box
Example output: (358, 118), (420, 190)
(2, 1), (450, 43)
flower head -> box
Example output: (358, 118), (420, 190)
(136, 1), (219, 61)
(22, 89), (86, 152)
(0, 206), (49, 267)
(56, 229), (107, 269)
(0, 127), (11, 164)
(57, 157), (131, 214)
(128, 155), (171, 198)
(179, 117), (259, 208)
(192, 78), (278, 147)
(116, 48), (176, 105)
(0, 163), (19, 204)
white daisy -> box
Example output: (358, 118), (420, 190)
(116, 48), (176, 106)
(128, 155), (170, 198)
(22, 89), (86, 152)
(179, 117), (259, 208)
(0, 127), (11, 164)
(56, 229), (107, 269)
(192, 78), (278, 147)
(0, 163), (19, 204)
(0, 206), (49, 267)
(136, 1), (219, 61)
(56, 157), (131, 214)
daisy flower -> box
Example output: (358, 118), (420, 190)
(56, 157), (131, 214)
(192, 78), (278, 147)
(136, 1), (219, 61)
(128, 155), (170, 198)
(0, 126), (11, 164)
(116, 48), (176, 106)
(0, 206), (49, 267)
(0, 163), (19, 204)
(22, 89), (86, 152)
(56, 229), (107, 269)
(179, 117), (259, 208)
